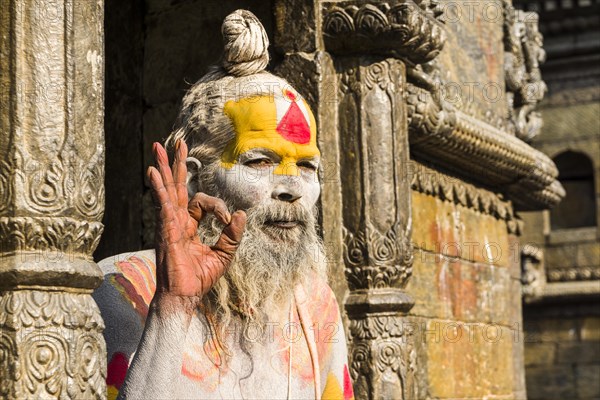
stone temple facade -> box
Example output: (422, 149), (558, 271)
(0, 0), (576, 399)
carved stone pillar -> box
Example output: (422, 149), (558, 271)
(319, 2), (446, 398)
(338, 57), (416, 399)
(0, 0), (106, 398)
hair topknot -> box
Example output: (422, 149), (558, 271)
(221, 10), (269, 77)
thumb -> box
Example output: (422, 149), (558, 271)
(211, 210), (247, 263)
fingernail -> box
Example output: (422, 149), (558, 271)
(218, 210), (231, 225)
(175, 139), (181, 151)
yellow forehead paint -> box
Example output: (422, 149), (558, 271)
(221, 89), (319, 176)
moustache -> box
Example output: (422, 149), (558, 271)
(245, 201), (315, 229)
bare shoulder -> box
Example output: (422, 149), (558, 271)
(93, 249), (157, 398)
(95, 249), (157, 320)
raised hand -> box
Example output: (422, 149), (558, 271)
(146, 140), (246, 311)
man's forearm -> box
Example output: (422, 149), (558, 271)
(117, 295), (196, 399)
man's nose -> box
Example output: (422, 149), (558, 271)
(272, 184), (302, 202)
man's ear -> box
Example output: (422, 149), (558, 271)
(186, 157), (203, 199)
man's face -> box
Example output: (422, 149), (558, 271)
(189, 87), (327, 317)
(213, 88), (321, 231)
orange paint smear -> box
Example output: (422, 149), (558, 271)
(181, 339), (227, 392)
(280, 277), (340, 385)
(111, 255), (157, 321)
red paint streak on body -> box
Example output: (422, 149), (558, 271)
(116, 256), (156, 304)
(343, 364), (354, 400)
(107, 352), (129, 389)
(111, 275), (149, 320)
(111, 255), (157, 321)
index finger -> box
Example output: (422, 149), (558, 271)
(188, 193), (232, 225)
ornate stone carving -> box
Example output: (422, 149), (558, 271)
(347, 312), (417, 399)
(0, 0), (106, 396)
(0, 217), (103, 256)
(521, 244), (546, 301)
(406, 80), (456, 138)
(547, 267), (600, 283)
(323, 0), (446, 64)
(405, 76), (564, 211)
(337, 57), (415, 399)
(503, 2), (547, 142)
(344, 223), (413, 290)
(338, 59), (413, 291)
(0, 151), (104, 219)
(0, 290), (106, 399)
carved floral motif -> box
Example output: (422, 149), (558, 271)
(338, 59), (413, 291)
(343, 224), (414, 290)
(348, 315), (417, 399)
(0, 217), (104, 256)
(337, 57), (416, 399)
(5, 147), (106, 220)
(323, 0), (446, 63)
(0, 290), (106, 398)
(0, 0), (106, 396)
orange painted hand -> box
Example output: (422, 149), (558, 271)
(146, 140), (246, 309)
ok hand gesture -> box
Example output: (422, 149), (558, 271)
(146, 140), (246, 311)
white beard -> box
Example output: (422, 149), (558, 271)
(197, 200), (328, 328)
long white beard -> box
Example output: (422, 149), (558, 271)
(197, 200), (328, 329)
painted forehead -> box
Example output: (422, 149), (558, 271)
(221, 87), (319, 167)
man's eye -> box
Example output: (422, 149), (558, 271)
(244, 158), (273, 168)
(298, 162), (317, 172)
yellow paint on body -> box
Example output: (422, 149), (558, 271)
(221, 94), (319, 176)
(322, 372), (344, 399)
(107, 385), (119, 400)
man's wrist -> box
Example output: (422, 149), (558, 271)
(151, 292), (200, 317)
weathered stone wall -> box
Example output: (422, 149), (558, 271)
(433, 0), (506, 122)
(407, 172), (525, 399)
(523, 308), (600, 399)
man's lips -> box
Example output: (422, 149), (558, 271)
(265, 220), (300, 229)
